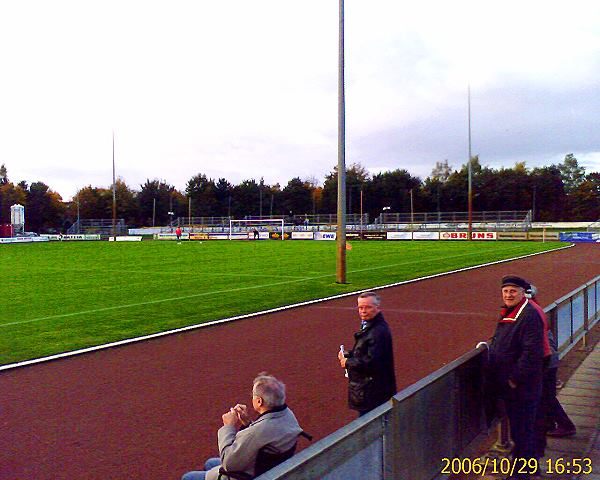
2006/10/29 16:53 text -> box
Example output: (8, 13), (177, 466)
(441, 457), (593, 476)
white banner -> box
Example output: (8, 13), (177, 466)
(440, 232), (497, 240)
(0, 237), (32, 244)
(387, 232), (412, 240)
(314, 232), (336, 241)
(413, 232), (439, 240)
(209, 233), (248, 240)
(292, 232), (314, 240)
(109, 236), (143, 242)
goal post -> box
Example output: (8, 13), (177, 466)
(228, 218), (285, 240)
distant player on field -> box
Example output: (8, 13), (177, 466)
(176, 227), (182, 242)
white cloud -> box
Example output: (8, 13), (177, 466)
(1, 0), (600, 200)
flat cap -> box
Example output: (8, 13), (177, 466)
(501, 275), (529, 290)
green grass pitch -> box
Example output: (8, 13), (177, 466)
(0, 239), (565, 365)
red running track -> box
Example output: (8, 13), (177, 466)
(1, 244), (599, 479)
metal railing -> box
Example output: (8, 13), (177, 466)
(374, 210), (532, 232)
(587, 219), (600, 232)
(67, 219), (127, 235)
(257, 275), (600, 480)
(176, 216), (231, 227)
(545, 274), (600, 356)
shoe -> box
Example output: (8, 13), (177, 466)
(547, 426), (576, 437)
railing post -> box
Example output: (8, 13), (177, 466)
(385, 397), (401, 479)
(582, 286), (589, 350)
(490, 415), (513, 456)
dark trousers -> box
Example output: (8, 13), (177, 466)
(548, 396), (576, 430)
(506, 396), (538, 470)
(533, 367), (556, 458)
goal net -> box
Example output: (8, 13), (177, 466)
(228, 218), (285, 240)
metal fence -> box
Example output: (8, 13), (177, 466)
(374, 210), (532, 232)
(546, 274), (600, 357)
(67, 219), (127, 235)
(257, 275), (600, 480)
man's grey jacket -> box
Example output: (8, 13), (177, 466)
(206, 405), (302, 480)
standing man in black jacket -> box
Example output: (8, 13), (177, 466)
(487, 275), (545, 479)
(338, 291), (397, 416)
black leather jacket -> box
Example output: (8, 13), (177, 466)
(345, 312), (397, 412)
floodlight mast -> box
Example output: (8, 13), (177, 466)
(467, 84), (473, 241)
(336, 0), (347, 284)
(112, 131), (117, 240)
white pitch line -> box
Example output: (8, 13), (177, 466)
(26, 266), (311, 280)
(0, 244), (564, 329)
(0, 244), (573, 371)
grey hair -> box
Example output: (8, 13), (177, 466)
(252, 373), (286, 408)
(358, 291), (381, 306)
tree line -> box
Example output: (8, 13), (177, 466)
(0, 154), (598, 233)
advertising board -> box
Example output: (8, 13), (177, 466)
(0, 237), (32, 244)
(189, 233), (209, 240)
(559, 232), (600, 243)
(291, 232), (314, 240)
(413, 232), (440, 240)
(387, 232), (412, 240)
(440, 232), (497, 240)
(314, 232), (336, 241)
(361, 232), (387, 240)
(109, 236), (143, 242)
(269, 232), (290, 240)
(155, 233), (190, 241)
(61, 234), (101, 241)
(210, 233), (249, 240)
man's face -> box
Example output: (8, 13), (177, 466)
(358, 296), (380, 321)
(502, 285), (525, 308)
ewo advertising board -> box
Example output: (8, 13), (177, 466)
(314, 232), (336, 241)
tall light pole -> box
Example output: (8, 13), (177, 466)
(467, 84), (473, 241)
(336, 0), (347, 284)
(152, 198), (156, 227)
(410, 188), (414, 230)
(112, 131), (117, 240)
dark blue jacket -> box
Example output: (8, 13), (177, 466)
(488, 299), (544, 401)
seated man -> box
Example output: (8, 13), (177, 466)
(182, 373), (303, 480)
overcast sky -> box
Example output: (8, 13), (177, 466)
(1, 0), (599, 201)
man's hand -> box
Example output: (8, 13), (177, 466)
(508, 379), (517, 389)
(233, 404), (251, 426)
(338, 350), (347, 368)
(222, 408), (241, 427)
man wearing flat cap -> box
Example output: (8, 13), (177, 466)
(486, 275), (545, 479)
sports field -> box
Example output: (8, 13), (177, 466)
(0, 239), (564, 365)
